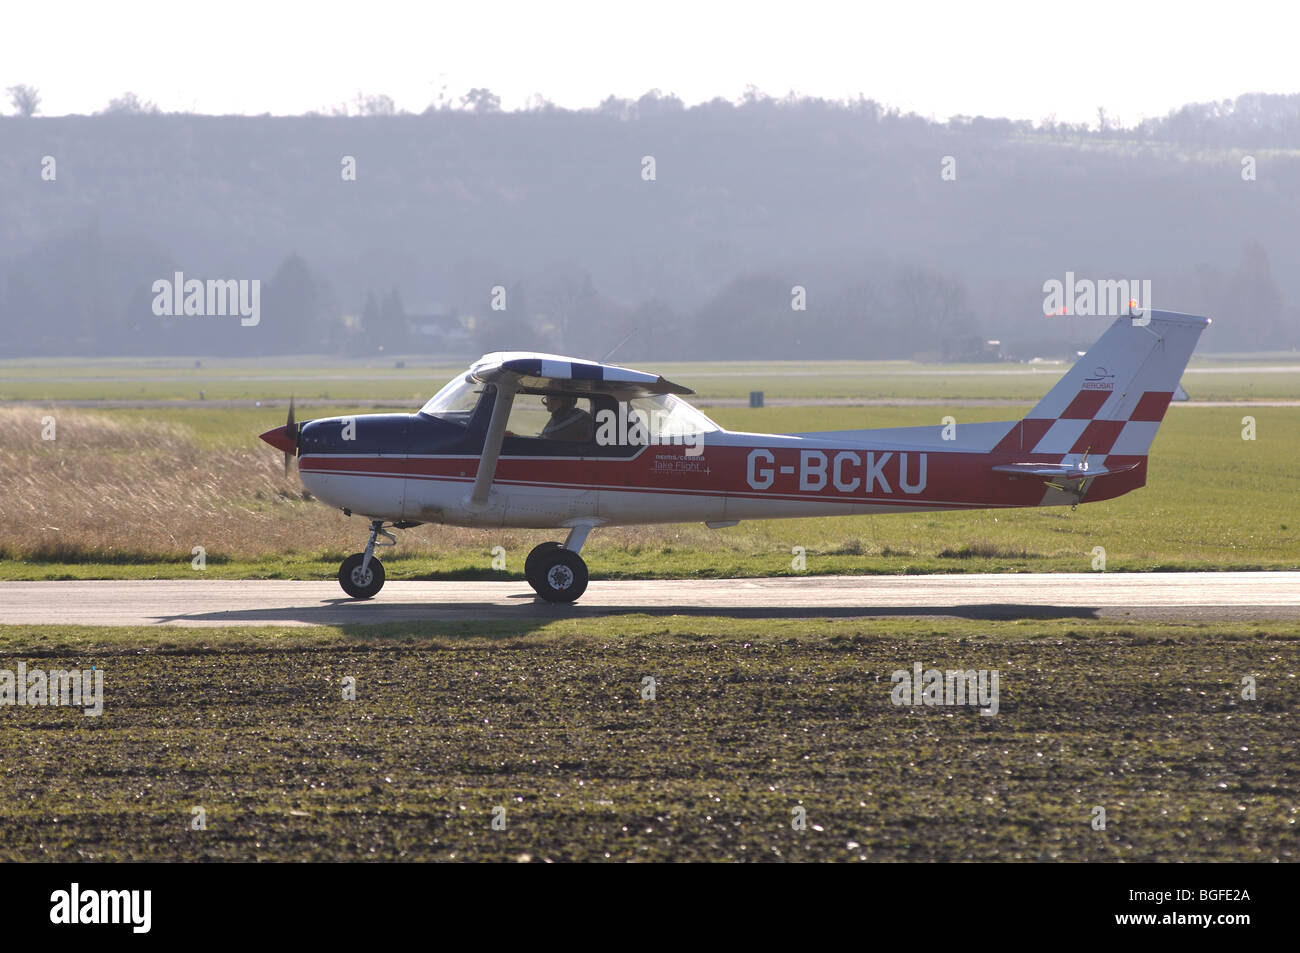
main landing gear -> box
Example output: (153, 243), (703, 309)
(524, 524), (595, 603)
(336, 519), (596, 604)
(339, 519), (395, 599)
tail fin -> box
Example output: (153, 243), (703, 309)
(993, 310), (1209, 458)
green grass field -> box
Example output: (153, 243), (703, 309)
(0, 616), (1293, 862)
(3, 354), (1300, 402)
(1, 356), (1296, 581)
(1, 402), (1296, 580)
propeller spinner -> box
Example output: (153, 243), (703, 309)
(258, 397), (300, 474)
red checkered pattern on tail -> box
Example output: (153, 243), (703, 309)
(995, 390), (1173, 456)
(994, 312), (1208, 461)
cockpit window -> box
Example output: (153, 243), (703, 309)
(419, 374), (483, 426)
(624, 394), (720, 436)
(507, 393), (595, 443)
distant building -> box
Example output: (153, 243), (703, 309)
(939, 334), (1005, 362)
(406, 311), (472, 355)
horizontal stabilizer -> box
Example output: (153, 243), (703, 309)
(992, 460), (1142, 481)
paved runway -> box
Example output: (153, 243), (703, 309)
(1, 573), (1297, 627)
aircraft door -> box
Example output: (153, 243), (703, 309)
(498, 392), (600, 526)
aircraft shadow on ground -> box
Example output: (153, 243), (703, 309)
(154, 600), (1101, 631)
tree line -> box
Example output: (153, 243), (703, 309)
(1, 90), (1297, 359)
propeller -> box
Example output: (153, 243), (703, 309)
(257, 396), (301, 475)
(284, 396), (295, 476)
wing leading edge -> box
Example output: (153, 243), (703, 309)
(469, 351), (693, 397)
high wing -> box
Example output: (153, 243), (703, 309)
(469, 351), (693, 397)
(466, 351), (691, 507)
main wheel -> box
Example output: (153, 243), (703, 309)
(339, 553), (385, 599)
(524, 541), (562, 590)
(530, 548), (588, 603)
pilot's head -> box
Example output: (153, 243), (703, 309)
(542, 393), (576, 414)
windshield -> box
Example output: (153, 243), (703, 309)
(419, 374), (483, 425)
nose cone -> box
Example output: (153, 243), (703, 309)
(259, 425), (296, 454)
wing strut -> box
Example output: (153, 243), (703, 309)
(468, 379), (518, 507)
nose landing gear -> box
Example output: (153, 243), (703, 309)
(339, 520), (396, 599)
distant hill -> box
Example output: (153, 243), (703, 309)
(2, 91), (1297, 359)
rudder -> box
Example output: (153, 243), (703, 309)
(998, 310), (1209, 459)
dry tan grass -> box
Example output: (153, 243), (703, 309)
(0, 409), (723, 562)
(0, 409), (336, 560)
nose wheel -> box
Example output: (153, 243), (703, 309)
(339, 519), (395, 599)
(339, 552), (385, 599)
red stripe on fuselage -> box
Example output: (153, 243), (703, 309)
(301, 440), (1124, 510)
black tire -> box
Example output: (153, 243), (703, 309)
(339, 552), (385, 599)
(524, 541), (562, 589)
(530, 548), (588, 603)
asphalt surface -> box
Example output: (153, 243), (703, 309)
(1, 572), (1297, 627)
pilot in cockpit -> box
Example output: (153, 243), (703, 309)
(539, 393), (595, 442)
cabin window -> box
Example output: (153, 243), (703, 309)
(507, 393), (595, 443)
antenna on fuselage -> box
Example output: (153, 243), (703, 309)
(601, 328), (639, 363)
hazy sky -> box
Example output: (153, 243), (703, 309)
(4, 1), (1293, 123)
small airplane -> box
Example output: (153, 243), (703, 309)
(260, 309), (1208, 603)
